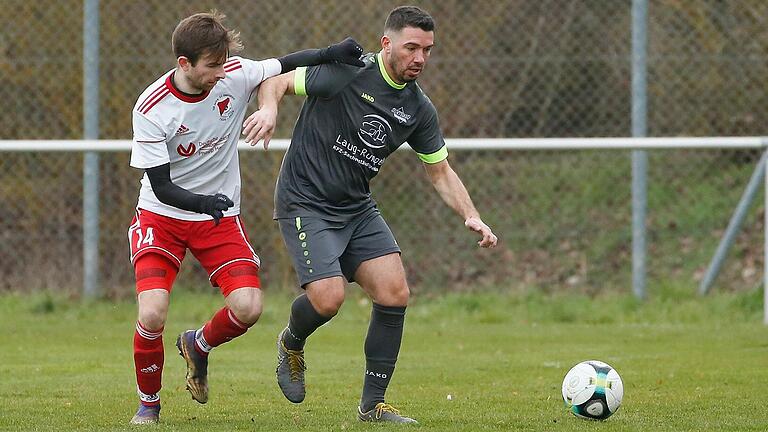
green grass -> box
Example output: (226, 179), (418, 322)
(1, 288), (767, 431)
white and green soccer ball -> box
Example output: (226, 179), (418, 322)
(561, 360), (623, 420)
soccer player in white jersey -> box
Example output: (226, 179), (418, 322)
(127, 11), (364, 424)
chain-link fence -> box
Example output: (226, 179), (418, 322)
(1, 1), (765, 296)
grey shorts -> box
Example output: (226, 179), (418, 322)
(277, 208), (401, 287)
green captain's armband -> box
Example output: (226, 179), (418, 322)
(294, 67), (307, 96)
(416, 146), (448, 164)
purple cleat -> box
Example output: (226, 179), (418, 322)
(130, 403), (161, 424)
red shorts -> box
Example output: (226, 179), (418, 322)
(127, 209), (261, 295)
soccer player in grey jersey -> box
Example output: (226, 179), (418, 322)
(243, 5), (497, 424)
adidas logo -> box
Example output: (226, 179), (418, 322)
(175, 124), (190, 136)
(141, 364), (160, 374)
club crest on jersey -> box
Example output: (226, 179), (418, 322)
(391, 107), (411, 124)
(177, 142), (196, 157)
(213, 94), (235, 120)
(358, 114), (392, 149)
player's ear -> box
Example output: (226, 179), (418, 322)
(177, 56), (191, 71)
(381, 35), (392, 54)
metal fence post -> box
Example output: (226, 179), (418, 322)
(764, 142), (768, 324)
(83, 0), (100, 298)
(699, 151), (767, 295)
(632, 0), (648, 300)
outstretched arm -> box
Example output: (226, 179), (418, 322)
(242, 71), (295, 149)
(423, 159), (498, 248)
(276, 37), (364, 72)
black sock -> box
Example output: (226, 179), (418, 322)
(283, 293), (332, 350)
(360, 303), (406, 411)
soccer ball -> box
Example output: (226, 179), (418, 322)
(561, 360), (623, 420)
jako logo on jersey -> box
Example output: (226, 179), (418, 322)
(391, 107), (411, 124)
(177, 142), (196, 157)
(360, 92), (375, 103)
(214, 94), (235, 120)
(357, 114), (392, 149)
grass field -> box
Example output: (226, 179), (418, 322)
(1, 286), (767, 431)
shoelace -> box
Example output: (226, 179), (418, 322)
(285, 348), (306, 381)
(374, 403), (400, 419)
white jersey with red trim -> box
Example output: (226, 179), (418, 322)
(130, 56), (281, 220)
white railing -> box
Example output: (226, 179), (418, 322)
(2, 137), (767, 323)
(2, 136), (767, 151)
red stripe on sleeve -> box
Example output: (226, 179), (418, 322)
(140, 89), (171, 114)
(138, 84), (168, 113)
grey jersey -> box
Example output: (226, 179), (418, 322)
(274, 52), (448, 221)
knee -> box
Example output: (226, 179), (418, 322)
(310, 287), (345, 317)
(229, 299), (262, 326)
(379, 283), (410, 307)
(138, 307), (167, 331)
(400, 284), (411, 305)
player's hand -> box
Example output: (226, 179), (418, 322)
(321, 37), (365, 67)
(242, 107), (277, 149)
(199, 193), (234, 225)
(465, 217), (498, 248)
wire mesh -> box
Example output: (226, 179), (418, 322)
(0, 1), (765, 296)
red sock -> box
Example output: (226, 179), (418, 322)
(134, 321), (163, 405)
(197, 307), (249, 354)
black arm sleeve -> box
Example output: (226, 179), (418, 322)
(278, 38), (364, 73)
(145, 163), (205, 213)
(277, 49), (324, 73)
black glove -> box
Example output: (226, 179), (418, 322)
(198, 193), (234, 225)
(319, 37), (365, 67)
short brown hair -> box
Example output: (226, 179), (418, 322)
(384, 6), (435, 34)
(172, 11), (243, 65)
